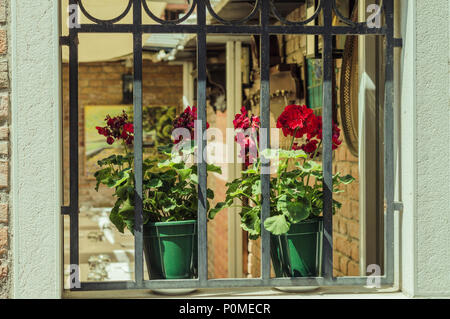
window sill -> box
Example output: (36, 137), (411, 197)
(63, 285), (406, 299)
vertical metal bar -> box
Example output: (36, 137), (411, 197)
(196, 0), (208, 285)
(68, 0), (80, 288)
(314, 0), (319, 57)
(383, 0), (395, 284)
(260, 0), (271, 283)
(133, 0), (144, 286)
(322, 0), (334, 281)
(375, 14), (385, 271)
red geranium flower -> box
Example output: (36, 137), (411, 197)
(106, 136), (114, 145)
(276, 104), (315, 138)
(123, 123), (134, 133)
(172, 106), (210, 144)
(301, 139), (319, 154)
(233, 106), (260, 167)
(233, 106), (260, 132)
(292, 142), (301, 151)
(277, 104), (343, 158)
(96, 110), (134, 146)
(233, 106), (251, 130)
(251, 115), (260, 130)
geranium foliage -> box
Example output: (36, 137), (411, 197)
(209, 105), (354, 238)
(94, 109), (221, 234)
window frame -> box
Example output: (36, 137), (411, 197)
(61, 0), (399, 291)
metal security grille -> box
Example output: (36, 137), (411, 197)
(62, 0), (398, 291)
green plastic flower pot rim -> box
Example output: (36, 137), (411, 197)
(270, 217), (323, 278)
(145, 220), (197, 238)
(143, 220), (197, 280)
(147, 220), (197, 227)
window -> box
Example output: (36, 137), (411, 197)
(62, 0), (398, 291)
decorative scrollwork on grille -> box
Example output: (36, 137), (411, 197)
(270, 0), (322, 26)
(332, 0), (359, 26)
(78, 0), (133, 25)
(142, 0), (198, 25)
(205, 0), (260, 25)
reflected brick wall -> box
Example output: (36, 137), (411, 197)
(62, 60), (183, 208)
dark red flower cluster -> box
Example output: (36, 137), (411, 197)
(234, 106), (260, 167)
(307, 115), (342, 151)
(96, 110), (134, 146)
(172, 106), (210, 144)
(277, 104), (316, 138)
(233, 106), (260, 131)
(277, 105), (341, 157)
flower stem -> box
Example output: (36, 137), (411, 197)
(305, 140), (322, 187)
(277, 128), (299, 195)
(312, 140), (322, 160)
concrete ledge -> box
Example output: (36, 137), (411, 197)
(63, 286), (406, 299)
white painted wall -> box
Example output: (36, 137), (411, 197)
(226, 41), (244, 278)
(11, 1), (62, 298)
(400, 0), (450, 297)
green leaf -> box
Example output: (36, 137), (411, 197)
(242, 168), (258, 175)
(230, 188), (246, 197)
(285, 202), (310, 223)
(190, 173), (198, 184)
(176, 168), (192, 181)
(109, 201), (125, 233)
(123, 219), (135, 235)
(207, 163), (222, 174)
(225, 179), (241, 194)
(301, 161), (322, 172)
(118, 197), (135, 219)
(157, 159), (180, 169)
(276, 195), (289, 212)
(207, 188), (215, 200)
(108, 169), (131, 188)
(333, 199), (342, 210)
(178, 140), (197, 155)
(240, 206), (261, 237)
(209, 200), (232, 219)
(260, 148), (280, 159)
(252, 180), (261, 196)
(242, 176), (259, 185)
(261, 148), (307, 159)
(158, 169), (176, 179)
(147, 178), (163, 188)
(264, 214), (290, 235)
(115, 184), (133, 201)
(287, 183), (306, 197)
(97, 154), (117, 167)
(278, 149), (308, 159)
(162, 197), (177, 212)
(277, 195), (310, 223)
(94, 167), (112, 191)
(338, 174), (355, 184)
(157, 144), (174, 156)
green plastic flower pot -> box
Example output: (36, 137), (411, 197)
(270, 217), (323, 277)
(143, 220), (197, 280)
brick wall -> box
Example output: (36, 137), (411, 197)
(62, 60), (183, 208)
(0, 0), (9, 299)
(246, 4), (360, 278)
(333, 140), (360, 276)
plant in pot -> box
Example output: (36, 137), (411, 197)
(209, 105), (354, 278)
(94, 108), (221, 280)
